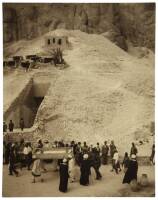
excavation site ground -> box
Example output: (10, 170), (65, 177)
(3, 164), (155, 197)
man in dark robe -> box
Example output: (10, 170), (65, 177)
(37, 140), (43, 149)
(102, 141), (109, 165)
(9, 144), (19, 176)
(82, 142), (88, 154)
(150, 144), (155, 165)
(9, 120), (14, 132)
(75, 142), (83, 166)
(19, 118), (25, 131)
(91, 148), (102, 180)
(123, 154), (138, 184)
(59, 158), (69, 192)
(80, 154), (91, 186)
(110, 140), (116, 158)
(3, 141), (7, 164)
(130, 142), (138, 156)
(96, 143), (101, 155)
(5, 142), (12, 164)
(3, 121), (7, 132)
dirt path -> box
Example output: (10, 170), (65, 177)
(2, 164), (155, 197)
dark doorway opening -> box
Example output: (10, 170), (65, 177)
(34, 97), (44, 109)
(58, 39), (62, 45)
(48, 39), (51, 45)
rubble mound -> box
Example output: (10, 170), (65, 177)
(4, 29), (154, 155)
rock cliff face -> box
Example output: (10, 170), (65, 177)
(3, 3), (155, 51)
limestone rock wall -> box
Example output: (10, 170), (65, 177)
(3, 3), (155, 51)
(119, 3), (155, 50)
(4, 78), (33, 128)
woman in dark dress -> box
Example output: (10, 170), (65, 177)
(123, 154), (138, 184)
(80, 154), (91, 186)
(59, 158), (69, 192)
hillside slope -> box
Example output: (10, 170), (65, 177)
(4, 30), (154, 154)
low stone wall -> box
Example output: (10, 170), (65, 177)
(3, 125), (39, 145)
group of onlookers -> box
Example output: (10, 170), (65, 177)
(3, 118), (25, 132)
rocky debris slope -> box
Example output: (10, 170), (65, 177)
(4, 29), (154, 154)
(3, 3), (155, 51)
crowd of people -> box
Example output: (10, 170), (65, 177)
(3, 138), (155, 193)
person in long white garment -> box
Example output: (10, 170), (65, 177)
(68, 154), (76, 182)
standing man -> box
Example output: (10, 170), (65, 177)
(37, 140), (43, 149)
(3, 121), (7, 132)
(110, 140), (116, 158)
(23, 143), (29, 168)
(80, 154), (91, 186)
(113, 149), (121, 174)
(123, 154), (138, 184)
(9, 143), (19, 176)
(75, 142), (83, 166)
(150, 144), (155, 165)
(82, 141), (88, 154)
(68, 154), (76, 183)
(91, 148), (102, 180)
(32, 149), (44, 183)
(96, 143), (101, 155)
(130, 143), (138, 156)
(3, 141), (6, 164)
(27, 142), (33, 170)
(102, 141), (109, 165)
(9, 120), (14, 132)
(59, 158), (69, 192)
(5, 142), (12, 164)
(37, 140), (47, 172)
(19, 139), (25, 169)
(19, 118), (25, 131)
(110, 140), (116, 171)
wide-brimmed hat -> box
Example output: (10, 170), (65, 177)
(83, 154), (89, 159)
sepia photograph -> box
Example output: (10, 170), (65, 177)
(2, 1), (155, 197)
